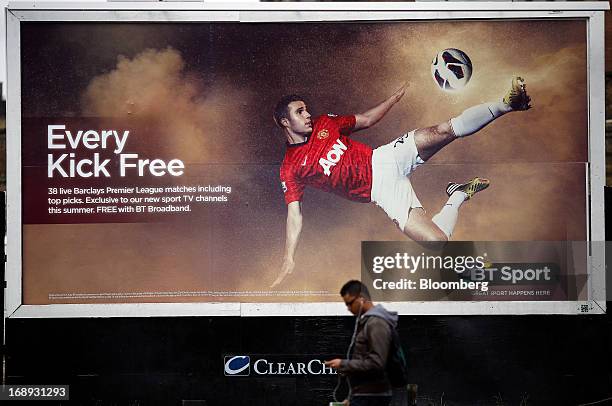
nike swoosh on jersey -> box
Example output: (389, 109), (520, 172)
(301, 156), (308, 166)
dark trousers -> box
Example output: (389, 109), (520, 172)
(349, 395), (392, 406)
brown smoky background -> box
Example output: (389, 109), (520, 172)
(20, 20), (589, 303)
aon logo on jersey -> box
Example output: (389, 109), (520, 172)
(319, 139), (347, 176)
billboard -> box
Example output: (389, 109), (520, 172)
(6, 2), (607, 317)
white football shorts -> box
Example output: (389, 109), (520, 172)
(370, 130), (424, 230)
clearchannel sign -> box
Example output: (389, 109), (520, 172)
(223, 355), (337, 377)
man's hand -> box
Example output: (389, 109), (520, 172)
(270, 257), (295, 289)
(271, 201), (302, 289)
(324, 358), (343, 370)
(390, 82), (408, 104)
(354, 82), (408, 131)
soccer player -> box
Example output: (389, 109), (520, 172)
(271, 77), (531, 288)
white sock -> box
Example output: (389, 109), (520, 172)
(431, 191), (467, 239)
(450, 101), (512, 137)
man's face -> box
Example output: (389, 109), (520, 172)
(283, 101), (312, 135)
(342, 293), (362, 316)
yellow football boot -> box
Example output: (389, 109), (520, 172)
(446, 177), (490, 200)
(503, 76), (532, 111)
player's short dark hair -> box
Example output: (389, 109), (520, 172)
(340, 280), (371, 300)
(273, 94), (306, 128)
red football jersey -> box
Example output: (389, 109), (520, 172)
(280, 114), (373, 204)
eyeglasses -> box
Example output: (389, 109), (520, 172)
(344, 297), (359, 308)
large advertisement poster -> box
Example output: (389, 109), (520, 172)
(20, 19), (591, 306)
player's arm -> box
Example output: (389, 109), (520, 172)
(283, 201), (303, 271)
(271, 200), (303, 288)
(353, 82), (407, 131)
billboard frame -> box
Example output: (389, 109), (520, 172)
(5, 1), (608, 318)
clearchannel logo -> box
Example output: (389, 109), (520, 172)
(224, 356), (250, 376)
(223, 355), (337, 377)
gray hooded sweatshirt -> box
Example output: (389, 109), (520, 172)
(338, 304), (399, 395)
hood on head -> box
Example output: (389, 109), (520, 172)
(361, 304), (398, 328)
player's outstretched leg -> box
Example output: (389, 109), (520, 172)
(450, 76), (531, 138)
(431, 177), (490, 239)
(403, 207), (449, 242)
(413, 76), (531, 161)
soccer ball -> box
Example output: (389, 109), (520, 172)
(430, 48), (473, 92)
